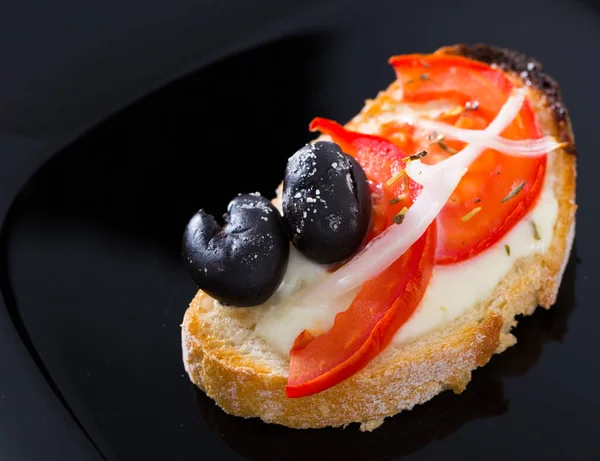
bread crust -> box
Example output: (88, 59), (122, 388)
(181, 44), (577, 430)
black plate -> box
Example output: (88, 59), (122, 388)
(1, 0), (600, 460)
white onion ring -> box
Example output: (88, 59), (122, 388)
(404, 115), (560, 157)
(296, 88), (528, 306)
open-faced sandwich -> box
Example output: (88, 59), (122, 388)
(181, 44), (576, 431)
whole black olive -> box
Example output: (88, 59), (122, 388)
(282, 141), (372, 264)
(182, 194), (289, 307)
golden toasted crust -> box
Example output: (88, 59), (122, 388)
(181, 45), (577, 430)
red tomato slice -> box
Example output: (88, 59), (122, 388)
(286, 223), (436, 398)
(389, 54), (512, 116)
(388, 54), (547, 264)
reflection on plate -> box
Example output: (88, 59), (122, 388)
(194, 250), (576, 461)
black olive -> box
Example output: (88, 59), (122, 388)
(182, 194), (289, 307)
(282, 141), (372, 264)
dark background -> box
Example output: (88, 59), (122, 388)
(0, 0), (598, 460)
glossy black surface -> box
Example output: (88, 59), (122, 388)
(1, 0), (599, 460)
(183, 195), (290, 307)
(283, 141), (372, 264)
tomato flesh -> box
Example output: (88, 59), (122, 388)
(286, 223), (436, 398)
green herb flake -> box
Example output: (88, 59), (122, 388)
(381, 102), (395, 111)
(385, 169), (406, 188)
(419, 73), (429, 80)
(440, 306), (447, 312)
(407, 150), (428, 161)
(405, 79), (415, 84)
(460, 206), (482, 222)
(393, 206), (409, 225)
(393, 214), (405, 225)
(437, 140), (458, 154)
(389, 194), (407, 205)
(502, 180), (526, 203)
(532, 221), (541, 240)
(505, 244), (511, 256)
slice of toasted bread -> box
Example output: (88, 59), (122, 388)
(181, 44), (577, 430)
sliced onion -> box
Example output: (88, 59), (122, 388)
(296, 89), (527, 306)
(404, 115), (561, 157)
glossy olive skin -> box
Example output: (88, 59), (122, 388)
(182, 194), (289, 307)
(282, 141), (372, 264)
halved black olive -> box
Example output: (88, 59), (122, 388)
(282, 141), (372, 264)
(182, 194), (289, 307)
